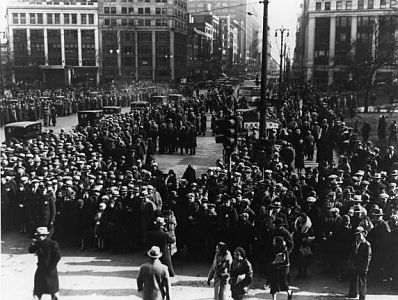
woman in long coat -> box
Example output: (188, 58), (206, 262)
(230, 247), (253, 300)
(29, 227), (61, 300)
(293, 213), (315, 278)
(269, 236), (293, 300)
(207, 242), (233, 300)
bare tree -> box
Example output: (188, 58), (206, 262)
(348, 14), (398, 112)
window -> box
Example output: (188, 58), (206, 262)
(156, 19), (161, 26)
(64, 14), (70, 24)
(104, 7), (110, 14)
(122, 19), (127, 26)
(111, 19), (116, 26)
(71, 14), (77, 24)
(47, 14), (53, 24)
(156, 7), (161, 14)
(145, 8), (151, 14)
(336, 1), (343, 9)
(88, 14), (94, 24)
(122, 7), (127, 14)
(162, 19), (168, 27)
(111, 7), (116, 14)
(346, 1), (352, 9)
(391, 0), (397, 7)
(129, 19), (135, 25)
(13, 13), (18, 24)
(162, 8), (167, 14)
(81, 14), (87, 24)
(358, 0), (364, 9)
(54, 13), (60, 24)
(380, 0), (386, 8)
(30, 13), (36, 24)
(129, 7), (134, 13)
(315, 2), (321, 10)
(145, 19), (151, 26)
(368, 0), (374, 9)
(37, 13), (43, 24)
(325, 2), (331, 10)
(138, 8), (144, 14)
(104, 19), (110, 26)
(20, 13), (26, 24)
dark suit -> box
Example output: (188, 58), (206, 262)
(29, 238), (61, 296)
(30, 189), (56, 231)
(147, 227), (176, 277)
(137, 259), (170, 300)
(348, 239), (372, 300)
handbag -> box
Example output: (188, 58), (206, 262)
(299, 245), (312, 256)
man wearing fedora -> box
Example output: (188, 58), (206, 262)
(367, 207), (391, 281)
(347, 226), (372, 300)
(29, 227), (61, 300)
(137, 246), (171, 300)
(147, 216), (176, 277)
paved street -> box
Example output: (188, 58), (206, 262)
(2, 231), (396, 300)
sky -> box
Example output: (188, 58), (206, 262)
(0, 0), (303, 59)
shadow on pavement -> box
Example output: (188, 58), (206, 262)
(60, 288), (140, 297)
(59, 269), (139, 278)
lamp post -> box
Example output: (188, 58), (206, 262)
(259, 1), (269, 139)
(275, 27), (289, 101)
(109, 48), (120, 80)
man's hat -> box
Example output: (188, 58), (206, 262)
(306, 196), (316, 203)
(352, 195), (363, 202)
(354, 226), (365, 235)
(372, 208), (384, 216)
(147, 246), (162, 258)
(34, 227), (49, 236)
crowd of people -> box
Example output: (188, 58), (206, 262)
(0, 81), (174, 127)
(2, 82), (398, 300)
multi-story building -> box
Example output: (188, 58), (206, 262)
(6, 0), (99, 86)
(294, 0), (398, 86)
(98, 0), (188, 81)
(187, 0), (262, 65)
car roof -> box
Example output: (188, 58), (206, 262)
(5, 121), (42, 128)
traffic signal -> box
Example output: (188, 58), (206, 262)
(214, 117), (237, 148)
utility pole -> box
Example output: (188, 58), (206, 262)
(275, 28), (289, 101)
(259, 0), (269, 139)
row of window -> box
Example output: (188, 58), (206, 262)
(104, 6), (169, 15)
(104, 0), (184, 5)
(12, 13), (95, 25)
(315, 0), (397, 11)
(103, 18), (186, 29)
(28, 0), (96, 5)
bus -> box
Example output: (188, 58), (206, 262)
(238, 86), (261, 106)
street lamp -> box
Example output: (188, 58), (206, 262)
(109, 48), (120, 80)
(275, 28), (289, 100)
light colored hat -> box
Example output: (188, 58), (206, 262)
(154, 216), (166, 226)
(34, 227), (49, 235)
(99, 202), (106, 210)
(307, 196), (316, 203)
(354, 226), (365, 235)
(147, 246), (162, 258)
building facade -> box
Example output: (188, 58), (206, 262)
(7, 0), (99, 86)
(187, 0), (262, 65)
(295, 0), (398, 86)
(98, 0), (188, 81)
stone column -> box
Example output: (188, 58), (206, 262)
(77, 28), (82, 66)
(94, 28), (100, 84)
(26, 28), (31, 56)
(117, 29), (122, 76)
(328, 16), (336, 85)
(306, 16), (316, 83)
(61, 28), (65, 66)
(350, 16), (358, 52)
(152, 30), (156, 81)
(170, 30), (175, 81)
(44, 28), (48, 65)
(135, 29), (138, 80)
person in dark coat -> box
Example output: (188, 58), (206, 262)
(347, 226), (372, 300)
(200, 113), (207, 136)
(29, 227), (61, 300)
(137, 246), (171, 300)
(269, 236), (293, 300)
(30, 182), (56, 235)
(147, 216), (176, 277)
(182, 164), (197, 184)
(230, 247), (253, 300)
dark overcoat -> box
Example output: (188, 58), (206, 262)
(147, 227), (176, 277)
(29, 238), (61, 295)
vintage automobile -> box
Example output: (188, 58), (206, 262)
(77, 110), (104, 127)
(149, 95), (168, 106)
(4, 121), (42, 141)
(103, 106), (122, 115)
(130, 101), (150, 111)
(168, 94), (185, 103)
